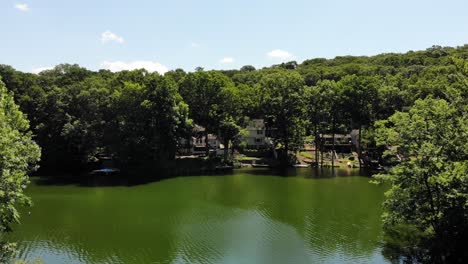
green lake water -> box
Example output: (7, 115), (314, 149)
(9, 168), (389, 264)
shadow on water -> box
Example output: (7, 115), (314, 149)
(32, 167), (376, 188)
(33, 173), (159, 187)
(239, 167), (374, 178)
(32, 169), (242, 187)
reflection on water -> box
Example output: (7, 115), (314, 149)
(9, 168), (389, 264)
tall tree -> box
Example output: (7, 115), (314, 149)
(179, 71), (235, 156)
(218, 118), (240, 161)
(305, 85), (322, 166)
(258, 71), (307, 166)
(307, 80), (343, 168)
(339, 75), (380, 166)
(0, 80), (41, 261)
(107, 73), (191, 170)
(142, 74), (192, 163)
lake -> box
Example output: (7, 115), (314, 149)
(9, 168), (389, 264)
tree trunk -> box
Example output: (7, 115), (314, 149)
(358, 126), (362, 168)
(314, 123), (319, 167)
(283, 125), (289, 167)
(284, 139), (289, 167)
(332, 117), (335, 168)
(223, 138), (229, 161)
(320, 133), (324, 168)
(205, 131), (210, 157)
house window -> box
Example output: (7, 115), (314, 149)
(256, 138), (262, 143)
(257, 130), (263, 135)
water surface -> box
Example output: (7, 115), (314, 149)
(10, 168), (389, 263)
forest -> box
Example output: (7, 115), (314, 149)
(1, 44), (467, 262)
(0, 45), (466, 172)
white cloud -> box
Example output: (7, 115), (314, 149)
(267, 49), (293, 60)
(220, 57), (234, 64)
(101, 31), (124, 44)
(31, 66), (53, 74)
(100, 61), (168, 74)
(191, 42), (199, 48)
(15, 3), (30, 12)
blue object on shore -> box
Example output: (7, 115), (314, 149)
(90, 168), (120, 176)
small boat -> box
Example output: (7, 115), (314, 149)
(90, 156), (120, 176)
(90, 168), (120, 176)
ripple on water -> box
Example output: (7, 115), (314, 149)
(11, 172), (388, 264)
(171, 204), (315, 264)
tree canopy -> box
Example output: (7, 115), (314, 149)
(0, 80), (41, 261)
(374, 97), (468, 262)
(258, 71), (307, 164)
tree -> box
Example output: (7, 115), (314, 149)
(0, 80), (41, 261)
(107, 73), (191, 170)
(142, 75), (192, 163)
(164, 68), (187, 83)
(305, 85), (322, 166)
(339, 75), (380, 166)
(179, 71), (235, 156)
(258, 71), (307, 166)
(374, 97), (468, 263)
(58, 76), (110, 167)
(106, 80), (147, 168)
(218, 118), (240, 161)
(306, 80), (345, 168)
(321, 80), (344, 168)
(240, 65), (256, 72)
(375, 84), (404, 120)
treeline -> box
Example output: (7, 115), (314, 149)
(0, 45), (467, 173)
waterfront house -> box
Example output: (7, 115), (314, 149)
(243, 119), (273, 149)
(318, 133), (355, 153)
(178, 125), (225, 156)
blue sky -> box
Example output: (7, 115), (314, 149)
(1, 0), (467, 74)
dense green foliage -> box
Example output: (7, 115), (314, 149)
(258, 71), (307, 164)
(371, 48), (468, 262)
(179, 71), (238, 156)
(0, 80), (41, 261)
(374, 97), (468, 262)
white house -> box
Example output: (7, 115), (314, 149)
(243, 119), (273, 149)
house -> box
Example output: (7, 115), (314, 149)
(243, 119), (273, 149)
(178, 125), (225, 156)
(318, 133), (354, 153)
